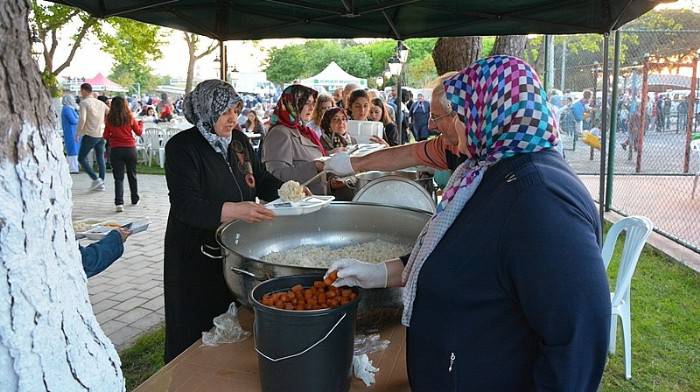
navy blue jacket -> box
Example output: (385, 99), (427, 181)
(406, 150), (610, 391)
(80, 230), (124, 278)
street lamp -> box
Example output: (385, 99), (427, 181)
(388, 55), (402, 76)
(388, 41), (410, 136)
(375, 76), (384, 89)
(383, 66), (392, 80)
(397, 41), (410, 63)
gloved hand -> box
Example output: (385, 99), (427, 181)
(325, 258), (388, 289)
(323, 152), (355, 177)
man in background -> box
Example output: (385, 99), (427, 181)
(77, 82), (109, 191)
(571, 90), (592, 135)
(410, 93), (430, 141)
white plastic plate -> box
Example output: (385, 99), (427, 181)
(265, 196), (335, 216)
(83, 218), (150, 240)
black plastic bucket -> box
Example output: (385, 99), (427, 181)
(250, 274), (360, 392)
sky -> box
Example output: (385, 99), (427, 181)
(38, 0), (697, 83)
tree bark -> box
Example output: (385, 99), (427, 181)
(432, 37), (482, 75)
(0, 1), (124, 391)
(490, 35), (529, 58)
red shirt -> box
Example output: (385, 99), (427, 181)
(103, 117), (143, 148)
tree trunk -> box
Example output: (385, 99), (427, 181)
(185, 33), (196, 93)
(432, 37), (482, 75)
(185, 55), (196, 94)
(490, 35), (529, 57)
(0, 2), (124, 391)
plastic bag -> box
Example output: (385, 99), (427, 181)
(201, 303), (251, 346)
(354, 333), (390, 355)
(351, 334), (390, 386)
(352, 354), (379, 387)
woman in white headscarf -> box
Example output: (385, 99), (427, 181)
(61, 95), (80, 173)
(163, 79), (282, 362)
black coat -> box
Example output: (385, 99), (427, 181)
(163, 127), (282, 362)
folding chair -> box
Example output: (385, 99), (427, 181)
(601, 216), (653, 380)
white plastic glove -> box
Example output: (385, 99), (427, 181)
(324, 152), (355, 176)
(325, 258), (388, 289)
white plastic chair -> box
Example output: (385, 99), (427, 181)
(691, 139), (700, 199)
(601, 216), (653, 380)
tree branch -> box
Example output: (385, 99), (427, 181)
(195, 40), (219, 60)
(53, 18), (97, 75)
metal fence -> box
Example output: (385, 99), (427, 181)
(538, 13), (700, 253)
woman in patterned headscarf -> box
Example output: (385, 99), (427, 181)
(327, 56), (610, 390)
(163, 79), (283, 362)
(262, 84), (327, 194)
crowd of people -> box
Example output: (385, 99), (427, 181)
(549, 87), (700, 159)
(61, 82), (153, 210)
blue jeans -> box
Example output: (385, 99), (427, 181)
(78, 135), (106, 181)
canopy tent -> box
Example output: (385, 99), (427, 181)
(51, 0), (664, 41)
(300, 62), (367, 92)
(50, 0), (667, 242)
(83, 73), (128, 93)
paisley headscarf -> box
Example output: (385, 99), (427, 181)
(401, 55), (560, 326)
(183, 79), (243, 159)
(319, 107), (352, 149)
(271, 84), (326, 155)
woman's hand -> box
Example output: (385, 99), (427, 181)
(221, 201), (275, 224)
(325, 259), (388, 289)
(369, 135), (389, 147)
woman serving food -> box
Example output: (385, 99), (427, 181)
(163, 80), (283, 362)
(326, 56), (611, 391)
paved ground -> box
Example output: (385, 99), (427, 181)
(72, 173), (169, 350)
(579, 174), (700, 252)
(566, 131), (696, 175)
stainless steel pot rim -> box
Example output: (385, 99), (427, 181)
(216, 201), (430, 268)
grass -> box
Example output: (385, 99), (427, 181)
(118, 228), (700, 391)
(135, 163), (165, 176)
(120, 327), (165, 391)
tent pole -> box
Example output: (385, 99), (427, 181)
(219, 40), (225, 80)
(637, 57), (649, 173)
(544, 35), (554, 92)
(606, 30), (621, 211)
(684, 54), (697, 173)
(598, 33), (610, 243)
(560, 38), (567, 91)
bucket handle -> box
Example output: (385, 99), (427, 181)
(255, 312), (347, 362)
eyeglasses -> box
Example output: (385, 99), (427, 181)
(429, 110), (454, 123)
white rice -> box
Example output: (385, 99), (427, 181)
(278, 180), (306, 202)
(261, 239), (412, 268)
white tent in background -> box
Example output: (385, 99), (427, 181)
(300, 62), (367, 93)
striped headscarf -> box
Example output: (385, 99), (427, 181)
(401, 55), (560, 326)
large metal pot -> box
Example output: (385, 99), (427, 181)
(215, 202), (430, 328)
